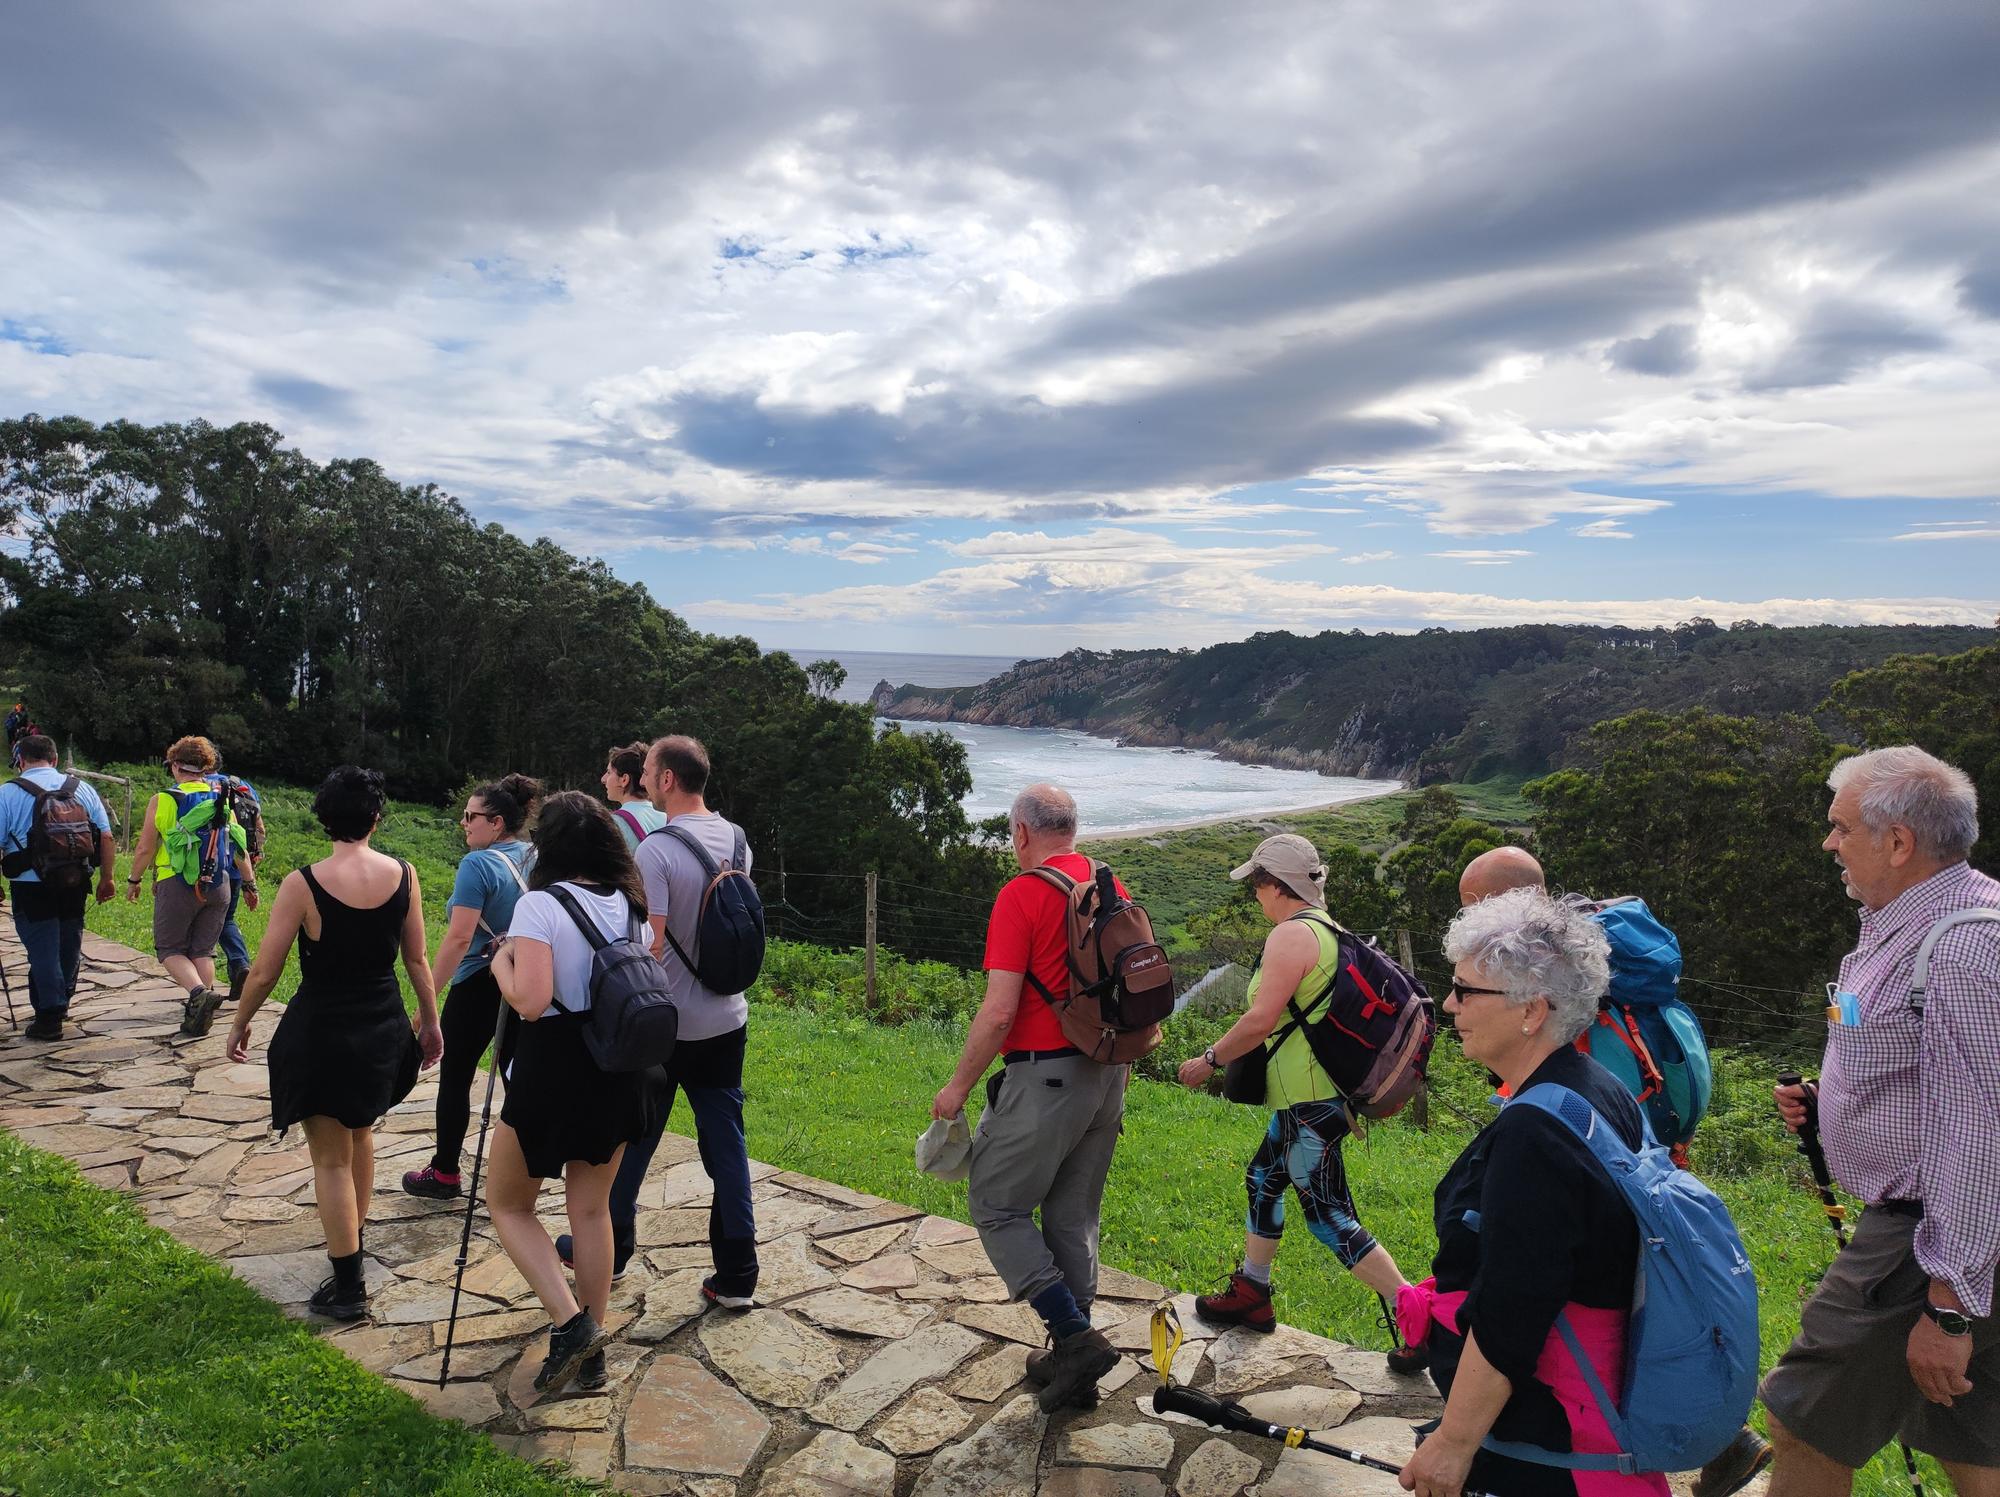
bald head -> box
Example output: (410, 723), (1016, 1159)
(1459, 846), (1545, 907)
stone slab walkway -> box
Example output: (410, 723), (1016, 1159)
(0, 925), (1446, 1495)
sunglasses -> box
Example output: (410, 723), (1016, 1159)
(1446, 980), (1510, 1003)
(460, 809), (501, 824)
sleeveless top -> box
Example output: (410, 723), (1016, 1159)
(1247, 914), (1342, 1108)
(298, 860), (410, 994)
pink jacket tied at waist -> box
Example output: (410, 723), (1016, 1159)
(1398, 1279), (1670, 1497)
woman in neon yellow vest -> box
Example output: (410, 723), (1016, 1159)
(126, 734), (257, 1037)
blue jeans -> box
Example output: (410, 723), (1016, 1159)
(218, 879), (249, 973)
(610, 1024), (757, 1284)
(10, 880), (86, 1017)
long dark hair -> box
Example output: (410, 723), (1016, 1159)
(526, 791), (647, 915)
(472, 772), (542, 836)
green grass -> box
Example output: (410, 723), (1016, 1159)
(0, 1132), (591, 1497)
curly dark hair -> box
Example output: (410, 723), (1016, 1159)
(314, 765), (386, 842)
(471, 772), (543, 835)
(526, 790), (647, 914)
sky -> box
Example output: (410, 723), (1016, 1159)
(4, 0), (1999, 657)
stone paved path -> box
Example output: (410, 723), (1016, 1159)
(0, 926), (1448, 1495)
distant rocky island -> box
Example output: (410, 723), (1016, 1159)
(872, 622), (1995, 784)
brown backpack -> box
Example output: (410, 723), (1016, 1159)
(1021, 859), (1175, 1064)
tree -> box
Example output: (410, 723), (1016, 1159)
(1383, 787), (1525, 940)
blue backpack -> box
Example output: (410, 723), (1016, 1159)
(1575, 897), (1712, 1151)
(1486, 1084), (1759, 1476)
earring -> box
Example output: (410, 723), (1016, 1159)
(1521, 1025), (1533, 1035)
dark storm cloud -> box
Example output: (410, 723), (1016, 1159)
(251, 374), (359, 419)
(1608, 324), (1699, 377)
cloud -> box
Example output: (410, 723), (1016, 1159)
(1891, 525), (2000, 542)
(1607, 323), (1698, 376)
(252, 373), (358, 420)
(1574, 520), (1634, 539)
(1430, 549), (1534, 566)
(1747, 299), (1947, 390)
(1341, 550), (1397, 564)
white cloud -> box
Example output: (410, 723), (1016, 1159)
(1341, 550), (1397, 564)
(1891, 526), (2000, 542)
(1574, 519), (1634, 539)
(1430, 549), (1535, 565)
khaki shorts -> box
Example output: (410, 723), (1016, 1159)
(1761, 1208), (2000, 1469)
(151, 874), (231, 961)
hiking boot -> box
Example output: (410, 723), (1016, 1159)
(1693, 1429), (1774, 1497)
(1386, 1340), (1431, 1377)
(179, 986), (223, 1038)
(1195, 1272), (1276, 1334)
(701, 1272), (757, 1310)
(24, 1013), (63, 1041)
(555, 1231), (636, 1282)
(575, 1350), (609, 1391)
(1036, 1327), (1117, 1414)
(307, 1275), (369, 1322)
(227, 963), (251, 1008)
(400, 1164), (462, 1200)
(1025, 1340), (1100, 1408)
(534, 1311), (607, 1394)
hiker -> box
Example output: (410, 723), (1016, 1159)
(1455, 848), (1771, 1497)
(401, 774), (541, 1200)
(600, 740), (667, 849)
(487, 791), (653, 1394)
(1762, 747), (1999, 1497)
(931, 782), (1126, 1413)
(126, 736), (258, 1037)
(0, 734), (116, 1041)
(554, 734), (761, 1307)
(1399, 887), (1668, 1497)
(223, 766), (443, 1322)
(210, 768), (265, 1010)
(1175, 832), (1423, 1373)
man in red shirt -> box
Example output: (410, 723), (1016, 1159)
(933, 782), (1124, 1413)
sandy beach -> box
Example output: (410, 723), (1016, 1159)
(1080, 786), (1405, 843)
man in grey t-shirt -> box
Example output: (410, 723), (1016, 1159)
(558, 734), (759, 1305)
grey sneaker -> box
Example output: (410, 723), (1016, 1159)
(534, 1311), (607, 1394)
(180, 986), (223, 1037)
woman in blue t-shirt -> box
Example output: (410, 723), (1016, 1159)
(401, 773), (541, 1198)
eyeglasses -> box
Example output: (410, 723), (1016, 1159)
(1446, 980), (1510, 1003)
(460, 809), (500, 824)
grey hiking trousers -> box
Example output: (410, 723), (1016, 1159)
(967, 1051), (1127, 1307)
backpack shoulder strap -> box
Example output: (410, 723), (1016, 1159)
(658, 822), (722, 878)
(549, 884), (611, 951)
(730, 824), (748, 873)
(613, 807), (646, 840)
(1912, 908), (2000, 1013)
(18, 776), (50, 804)
(1026, 862), (1078, 896)
(488, 846), (530, 893)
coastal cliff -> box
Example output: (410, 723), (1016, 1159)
(872, 623), (1995, 783)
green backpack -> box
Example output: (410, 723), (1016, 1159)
(162, 786), (231, 886)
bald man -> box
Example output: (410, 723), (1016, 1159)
(1458, 845), (1545, 906)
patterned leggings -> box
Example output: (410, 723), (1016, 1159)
(1244, 1100), (1378, 1268)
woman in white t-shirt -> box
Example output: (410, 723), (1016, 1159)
(488, 791), (651, 1396)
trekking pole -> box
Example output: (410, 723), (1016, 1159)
(1777, 1071), (1923, 1497)
(439, 1004), (511, 1387)
(1147, 1304), (1497, 1497)
(0, 946), (16, 1029)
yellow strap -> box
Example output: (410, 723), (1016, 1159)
(1149, 1302), (1183, 1387)
(1285, 1427), (1305, 1448)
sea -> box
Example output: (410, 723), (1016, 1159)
(776, 647), (1401, 835)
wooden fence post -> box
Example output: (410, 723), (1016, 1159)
(1397, 928), (1429, 1130)
(864, 871), (878, 1011)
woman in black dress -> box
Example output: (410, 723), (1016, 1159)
(488, 791), (651, 1394)
(1397, 887), (1668, 1497)
(226, 767), (443, 1320)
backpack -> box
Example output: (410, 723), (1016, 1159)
(220, 777), (265, 860)
(11, 775), (98, 892)
(1242, 910), (1435, 1118)
(653, 822), (766, 995)
(162, 785), (231, 886)
(548, 886), (680, 1072)
(1021, 859), (1175, 1064)
(1569, 896), (1712, 1150)
(1486, 1085), (1759, 1476)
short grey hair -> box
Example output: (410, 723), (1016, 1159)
(1828, 746), (1979, 863)
(1443, 886), (1609, 1045)
(1010, 783), (1078, 838)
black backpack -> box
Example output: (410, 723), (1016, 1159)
(549, 886), (680, 1072)
(220, 777), (265, 860)
(8, 775), (99, 893)
(652, 822), (766, 995)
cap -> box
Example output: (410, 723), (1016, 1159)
(1228, 833), (1327, 908)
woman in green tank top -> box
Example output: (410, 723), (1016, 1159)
(1175, 833), (1424, 1373)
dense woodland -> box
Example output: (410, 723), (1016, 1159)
(0, 415), (1004, 925)
(881, 620), (1994, 782)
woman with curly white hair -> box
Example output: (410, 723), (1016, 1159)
(1398, 886), (1670, 1497)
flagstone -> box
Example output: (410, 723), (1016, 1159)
(807, 1322), (987, 1431)
(912, 1215), (980, 1247)
(646, 1244), (718, 1272)
(623, 1355), (770, 1478)
(236, 1146), (314, 1185)
(460, 1251), (532, 1303)
(147, 1131), (235, 1159)
(232, 1216), (336, 1254)
(1175, 1438), (1264, 1497)
(792, 1285), (933, 1339)
(876, 1386), (974, 1457)
(387, 1341), (519, 1381)
(1095, 1266), (1167, 1301)
(525, 1395), (614, 1431)
(636, 1207), (713, 1247)
(698, 1306), (845, 1407)
(757, 1429), (897, 1496)
(434, 1307), (547, 1347)
(753, 1192), (835, 1241)
(627, 1267), (710, 1343)
(135, 1151), (188, 1184)
(161, 1220), (245, 1257)
(568, 1432), (614, 1482)
(750, 1232), (837, 1303)
(322, 1321), (434, 1374)
(0, 1102), (86, 1127)
(393, 1378), (503, 1428)
(49, 1036), (156, 1063)
(181, 1093), (267, 1122)
(88, 1105), (169, 1126)
(911, 1392), (1046, 1497)
(948, 1343), (1032, 1402)
(840, 1251), (918, 1291)
(181, 1139), (253, 1186)
(12, 1121), (137, 1154)
(81, 1163), (133, 1189)
(811, 1198), (923, 1237)
(1257, 1419), (1415, 1497)
(1322, 1344), (1439, 1400)
(222, 1194), (307, 1223)
(771, 1171), (883, 1210)
(1044, 1471), (1167, 1497)
(1239, 1384), (1363, 1430)
(72, 1144), (147, 1168)
(914, 1238), (998, 1279)
(148, 1186), (225, 1221)
(96, 1086), (191, 1110)
(951, 1300), (1048, 1346)
(1061, 1422), (1175, 1470)
(228, 1249), (395, 1304)
(815, 1221), (912, 1265)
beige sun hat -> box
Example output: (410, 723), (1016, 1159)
(1228, 832), (1327, 908)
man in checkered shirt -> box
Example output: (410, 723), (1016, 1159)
(1763, 746), (1999, 1497)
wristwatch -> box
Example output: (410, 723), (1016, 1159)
(1203, 1046), (1220, 1070)
(1923, 1303), (1972, 1337)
